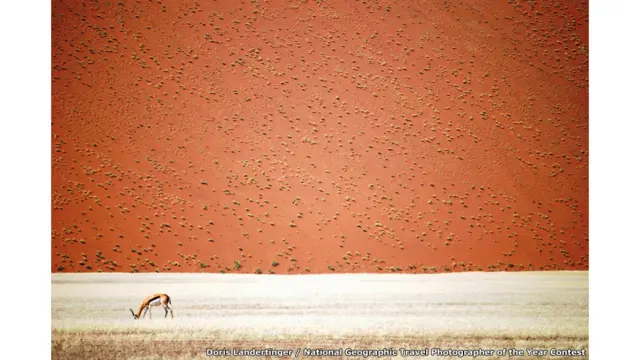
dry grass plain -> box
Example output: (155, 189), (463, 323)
(52, 271), (588, 359)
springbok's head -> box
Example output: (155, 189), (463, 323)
(129, 308), (139, 320)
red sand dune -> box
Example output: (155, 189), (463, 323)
(51, 0), (588, 274)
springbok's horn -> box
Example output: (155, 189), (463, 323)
(129, 308), (136, 316)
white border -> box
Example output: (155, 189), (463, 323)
(590, 0), (639, 358)
(0, 2), (51, 359)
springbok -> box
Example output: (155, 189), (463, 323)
(130, 293), (174, 319)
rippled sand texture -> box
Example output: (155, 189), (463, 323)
(52, 272), (588, 359)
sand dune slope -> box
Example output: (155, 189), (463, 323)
(52, 0), (588, 274)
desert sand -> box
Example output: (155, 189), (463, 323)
(51, 0), (588, 275)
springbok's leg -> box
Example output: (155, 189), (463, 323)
(148, 306), (152, 319)
(142, 307), (149, 319)
(164, 306), (168, 318)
